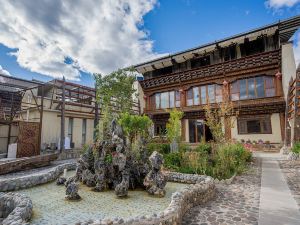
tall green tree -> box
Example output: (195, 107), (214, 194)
(94, 67), (137, 139)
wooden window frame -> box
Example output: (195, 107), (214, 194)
(154, 91), (180, 110)
(231, 76), (276, 101)
(237, 115), (272, 134)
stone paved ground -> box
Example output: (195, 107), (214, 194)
(279, 160), (300, 210)
(182, 158), (262, 225)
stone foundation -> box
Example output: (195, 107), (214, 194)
(0, 163), (76, 192)
(0, 192), (32, 225)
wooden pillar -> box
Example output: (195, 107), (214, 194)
(60, 77), (66, 152)
(180, 88), (186, 108)
(279, 112), (285, 142)
(38, 85), (44, 154)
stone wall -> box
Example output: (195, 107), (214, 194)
(0, 163), (76, 192)
(0, 192), (32, 225)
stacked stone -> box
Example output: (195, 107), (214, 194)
(0, 163), (76, 192)
(0, 192), (32, 225)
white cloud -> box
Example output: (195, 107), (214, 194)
(0, 65), (10, 76)
(0, 0), (161, 80)
(266, 0), (300, 8)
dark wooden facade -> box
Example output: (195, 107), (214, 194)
(135, 16), (300, 143)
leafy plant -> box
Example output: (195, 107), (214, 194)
(147, 143), (170, 155)
(164, 152), (182, 170)
(104, 153), (113, 164)
(166, 108), (184, 152)
(291, 142), (300, 154)
(194, 142), (211, 154)
(118, 112), (153, 145)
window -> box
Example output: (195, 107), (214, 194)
(265, 76), (275, 97)
(223, 44), (237, 61)
(187, 89), (193, 106)
(82, 119), (87, 145)
(155, 91), (181, 109)
(68, 118), (74, 144)
(193, 87), (200, 105)
(152, 66), (173, 77)
(175, 91), (181, 107)
(208, 85), (215, 103)
(215, 85), (223, 103)
(154, 123), (166, 136)
(230, 76), (276, 101)
(169, 91), (175, 108)
(200, 86), (207, 104)
(237, 115), (272, 134)
(186, 84), (222, 106)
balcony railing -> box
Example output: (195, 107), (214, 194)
(140, 50), (280, 89)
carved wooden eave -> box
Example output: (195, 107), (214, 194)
(140, 50), (280, 93)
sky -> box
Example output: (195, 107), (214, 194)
(0, 0), (300, 87)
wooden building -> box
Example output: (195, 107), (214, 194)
(134, 15), (300, 145)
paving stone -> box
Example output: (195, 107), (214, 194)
(182, 158), (261, 225)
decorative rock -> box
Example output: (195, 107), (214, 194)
(143, 151), (167, 197)
(56, 177), (66, 185)
(287, 152), (299, 161)
(0, 192), (32, 225)
(65, 182), (81, 201)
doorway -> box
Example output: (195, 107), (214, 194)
(188, 119), (213, 143)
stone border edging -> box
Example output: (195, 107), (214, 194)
(0, 162), (76, 192)
(0, 192), (32, 225)
(81, 173), (215, 225)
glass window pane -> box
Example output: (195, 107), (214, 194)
(256, 77), (265, 98)
(169, 91), (175, 108)
(248, 78), (255, 99)
(193, 87), (199, 105)
(187, 89), (193, 106)
(175, 91), (180, 107)
(247, 120), (261, 133)
(155, 93), (160, 109)
(266, 89), (275, 97)
(161, 92), (169, 108)
(231, 81), (239, 101)
(208, 85), (215, 103)
(215, 85), (222, 103)
(239, 79), (247, 100)
(265, 76), (274, 88)
(201, 86), (207, 104)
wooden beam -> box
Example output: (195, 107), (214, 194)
(60, 77), (66, 153)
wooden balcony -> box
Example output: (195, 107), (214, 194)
(140, 50), (280, 90)
(145, 96), (286, 116)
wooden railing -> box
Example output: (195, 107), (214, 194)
(140, 50), (280, 89)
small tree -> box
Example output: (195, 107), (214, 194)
(118, 112), (153, 146)
(204, 86), (234, 143)
(166, 108), (184, 152)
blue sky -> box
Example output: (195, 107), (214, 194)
(0, 0), (300, 87)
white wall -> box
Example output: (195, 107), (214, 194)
(282, 42), (297, 100)
(231, 113), (282, 143)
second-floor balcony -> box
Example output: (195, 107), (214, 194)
(139, 49), (280, 90)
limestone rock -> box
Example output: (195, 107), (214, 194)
(65, 182), (81, 201)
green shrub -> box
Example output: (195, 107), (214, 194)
(194, 142), (211, 154)
(178, 143), (191, 152)
(164, 152), (182, 170)
(292, 142), (300, 154)
(212, 143), (250, 179)
(147, 143), (170, 155)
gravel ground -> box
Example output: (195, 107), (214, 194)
(182, 158), (262, 225)
(279, 160), (300, 211)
